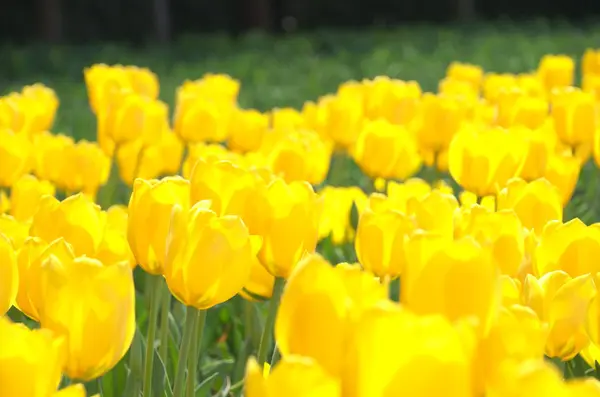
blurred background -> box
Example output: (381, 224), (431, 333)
(1, 0), (600, 140)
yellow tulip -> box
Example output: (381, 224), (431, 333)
(240, 257), (275, 301)
(344, 302), (474, 397)
(552, 88), (596, 151)
(448, 126), (527, 198)
(567, 378), (600, 396)
(21, 83), (59, 133)
(483, 73), (518, 103)
(487, 359), (571, 397)
(406, 190), (459, 239)
(363, 77), (421, 125)
(84, 64), (133, 114)
(517, 73), (545, 98)
(352, 119), (422, 180)
(39, 247), (136, 381)
(318, 186), (367, 245)
(14, 237), (48, 320)
(496, 178), (562, 234)
(324, 94), (364, 149)
(245, 355), (341, 397)
(173, 95), (230, 143)
(446, 62), (484, 91)
(60, 140), (111, 198)
(586, 274), (600, 353)
(402, 234), (501, 336)
(474, 305), (548, 392)
(518, 125), (556, 181)
(270, 107), (306, 131)
(127, 176), (190, 274)
(459, 206), (525, 277)
(0, 316), (66, 397)
(262, 129), (332, 185)
(501, 276), (522, 307)
(414, 93), (468, 169)
(544, 152), (581, 207)
(9, 174), (55, 221)
(96, 205), (136, 268)
(30, 193), (105, 257)
(32, 132), (73, 185)
(0, 128), (32, 187)
(535, 219), (600, 277)
(583, 49), (600, 76)
(385, 178), (435, 212)
(508, 97), (548, 129)
(228, 108), (269, 153)
(124, 65), (160, 99)
(0, 233), (18, 316)
(522, 271), (595, 360)
(0, 213), (29, 249)
(253, 179), (321, 278)
(181, 142), (243, 179)
(355, 201), (415, 279)
(164, 201), (253, 309)
(537, 54), (575, 92)
(275, 254), (386, 378)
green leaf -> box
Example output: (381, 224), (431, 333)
(195, 372), (219, 397)
(152, 347), (172, 397)
(211, 376), (231, 397)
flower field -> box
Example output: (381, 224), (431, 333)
(6, 26), (600, 396)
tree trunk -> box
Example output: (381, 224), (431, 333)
(39, 0), (62, 43)
(153, 0), (171, 43)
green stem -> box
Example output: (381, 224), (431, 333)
(244, 299), (254, 353)
(173, 307), (197, 397)
(158, 282), (172, 366)
(270, 343), (281, 367)
(186, 309), (207, 397)
(256, 277), (286, 365)
(142, 275), (162, 397)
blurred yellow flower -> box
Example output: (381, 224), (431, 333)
(0, 233), (18, 316)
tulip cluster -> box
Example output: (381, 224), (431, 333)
(3, 50), (600, 397)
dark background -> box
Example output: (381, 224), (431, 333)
(1, 0), (599, 44)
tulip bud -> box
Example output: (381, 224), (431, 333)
(164, 201), (253, 309)
(0, 232), (18, 315)
(0, 128), (32, 187)
(10, 174), (55, 221)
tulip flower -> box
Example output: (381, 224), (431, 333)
(240, 257), (276, 301)
(38, 243), (136, 381)
(275, 255), (386, 378)
(228, 108), (269, 153)
(14, 237), (48, 320)
(60, 140), (111, 198)
(318, 186), (367, 245)
(174, 94), (230, 143)
(0, 316), (72, 397)
(522, 271), (595, 360)
(363, 77), (421, 125)
(446, 62), (484, 91)
(0, 128), (32, 187)
(270, 107), (306, 131)
(355, 199), (415, 279)
(517, 125), (556, 181)
(323, 93), (364, 149)
(537, 54), (575, 93)
(402, 234), (501, 336)
(497, 178), (562, 234)
(32, 132), (74, 185)
(251, 179), (321, 279)
(406, 190), (459, 239)
(164, 201), (253, 309)
(487, 359), (572, 397)
(552, 88), (595, 154)
(0, 213), (29, 249)
(245, 355), (341, 397)
(0, 233), (18, 316)
(535, 219), (600, 277)
(84, 64), (134, 114)
(124, 65), (160, 99)
(352, 119), (422, 181)
(9, 174), (55, 221)
(544, 153), (581, 207)
(448, 126), (527, 198)
(127, 176), (190, 274)
(344, 302), (475, 397)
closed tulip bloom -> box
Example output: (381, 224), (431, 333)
(96, 205), (136, 268)
(363, 77), (421, 125)
(84, 64), (133, 114)
(537, 54), (575, 92)
(355, 202), (415, 279)
(124, 65), (160, 99)
(552, 88), (596, 151)
(0, 316), (65, 397)
(275, 255), (386, 378)
(483, 73), (518, 103)
(164, 201), (253, 309)
(460, 207), (525, 277)
(535, 218), (600, 277)
(474, 305), (548, 392)
(245, 356), (341, 397)
(406, 190), (459, 239)
(544, 153), (581, 207)
(509, 97), (548, 129)
(0, 128), (32, 187)
(449, 126), (527, 198)
(586, 274), (600, 353)
(60, 140), (111, 198)
(10, 174), (55, 221)
(385, 178), (436, 212)
(21, 83), (59, 133)
(402, 234), (500, 336)
(128, 176), (190, 274)
(324, 93), (364, 149)
(252, 179), (321, 278)
(14, 237), (48, 321)
(39, 248), (136, 381)
(270, 107), (306, 131)
(487, 360), (571, 397)
(30, 193), (105, 257)
(522, 271), (595, 360)
(518, 126), (557, 181)
(344, 302), (474, 397)
(32, 132), (73, 185)
(0, 233), (18, 316)
(240, 256), (275, 301)
(517, 73), (545, 98)
(318, 186), (367, 245)
(262, 129), (332, 185)
(174, 95), (230, 143)
(353, 119), (422, 180)
(496, 178), (562, 234)
(0, 214), (29, 249)
(181, 142), (243, 179)
(228, 108), (269, 153)
(446, 62), (484, 91)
